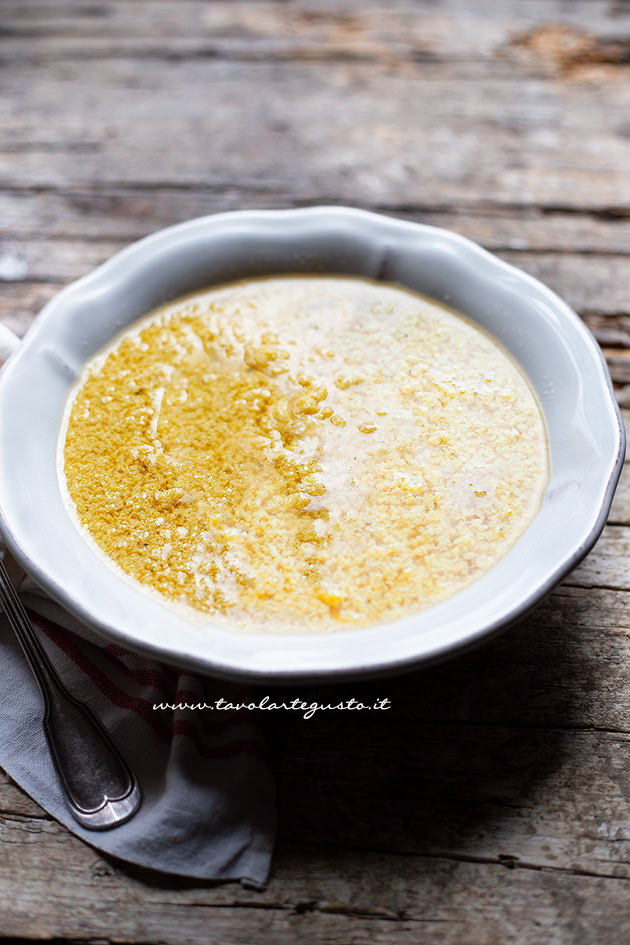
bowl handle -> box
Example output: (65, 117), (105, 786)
(0, 324), (19, 367)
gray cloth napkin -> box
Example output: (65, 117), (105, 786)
(0, 572), (276, 887)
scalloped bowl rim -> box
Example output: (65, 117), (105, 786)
(0, 207), (624, 682)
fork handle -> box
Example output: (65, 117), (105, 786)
(0, 557), (141, 829)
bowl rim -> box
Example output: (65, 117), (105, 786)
(0, 206), (625, 682)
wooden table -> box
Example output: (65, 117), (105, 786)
(2, 1), (630, 942)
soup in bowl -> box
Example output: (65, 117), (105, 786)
(61, 275), (548, 634)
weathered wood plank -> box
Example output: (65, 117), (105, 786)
(2, 190), (630, 255)
(1, 57), (629, 209)
(1, 0), (629, 69)
(270, 724), (630, 874)
(583, 314), (630, 351)
(0, 282), (58, 337)
(566, 524), (630, 591)
(0, 770), (48, 819)
(498, 252), (630, 317)
(610, 470), (630, 524)
(0, 237), (121, 285)
(1, 819), (630, 945)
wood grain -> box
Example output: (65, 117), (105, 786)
(2, 1), (630, 943)
(2, 812), (630, 945)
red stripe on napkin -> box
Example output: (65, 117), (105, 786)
(29, 611), (266, 761)
(31, 612), (173, 742)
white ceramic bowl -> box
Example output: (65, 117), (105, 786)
(0, 208), (624, 681)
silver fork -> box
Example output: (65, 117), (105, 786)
(0, 555), (141, 829)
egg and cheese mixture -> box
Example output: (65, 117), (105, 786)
(62, 276), (548, 632)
